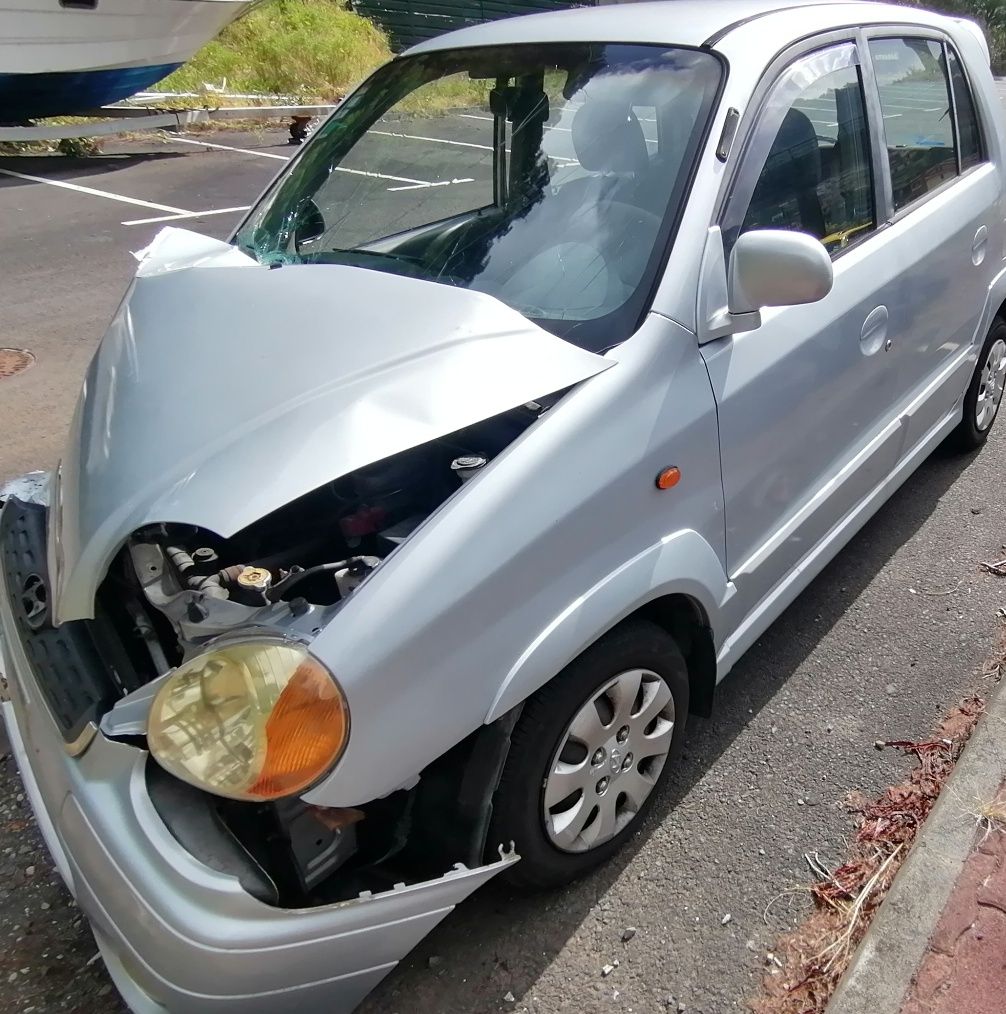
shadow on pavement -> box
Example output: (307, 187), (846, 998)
(0, 151), (191, 184)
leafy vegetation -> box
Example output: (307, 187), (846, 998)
(900, 0), (1006, 70)
(158, 0), (392, 100)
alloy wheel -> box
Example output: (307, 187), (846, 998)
(976, 337), (1006, 431)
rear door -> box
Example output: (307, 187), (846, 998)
(700, 40), (904, 612)
(863, 31), (1000, 452)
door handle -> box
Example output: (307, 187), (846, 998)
(860, 305), (889, 355)
(973, 225), (988, 266)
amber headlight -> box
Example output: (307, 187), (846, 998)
(147, 640), (349, 802)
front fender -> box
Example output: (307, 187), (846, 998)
(485, 528), (727, 722)
(302, 313), (725, 809)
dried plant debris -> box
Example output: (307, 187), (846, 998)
(979, 557), (1006, 578)
(751, 696), (986, 1014)
(974, 789), (1006, 842)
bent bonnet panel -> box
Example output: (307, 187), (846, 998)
(53, 230), (611, 620)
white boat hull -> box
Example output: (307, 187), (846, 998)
(0, 0), (252, 74)
(0, 0), (253, 119)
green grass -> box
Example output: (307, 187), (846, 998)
(157, 0), (393, 100)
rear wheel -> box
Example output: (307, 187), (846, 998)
(487, 619), (688, 889)
(953, 319), (1006, 451)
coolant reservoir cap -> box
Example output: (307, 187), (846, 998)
(237, 566), (272, 591)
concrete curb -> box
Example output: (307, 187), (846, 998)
(826, 670), (1006, 1014)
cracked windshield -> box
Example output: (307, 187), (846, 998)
(237, 43), (721, 347)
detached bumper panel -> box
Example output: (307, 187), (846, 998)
(0, 504), (517, 1013)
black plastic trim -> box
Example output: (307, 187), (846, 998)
(0, 499), (119, 743)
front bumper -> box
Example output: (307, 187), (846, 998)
(0, 506), (515, 1014)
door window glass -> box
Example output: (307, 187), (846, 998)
(742, 64), (875, 254)
(947, 44), (984, 171)
(869, 38), (957, 209)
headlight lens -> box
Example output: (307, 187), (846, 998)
(147, 640), (349, 801)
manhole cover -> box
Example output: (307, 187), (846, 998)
(0, 349), (35, 379)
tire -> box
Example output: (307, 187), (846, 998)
(952, 318), (1006, 451)
(487, 619), (689, 890)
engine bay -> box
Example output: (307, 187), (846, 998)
(94, 401), (545, 905)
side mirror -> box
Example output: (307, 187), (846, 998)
(728, 229), (833, 316)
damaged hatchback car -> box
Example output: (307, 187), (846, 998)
(3, 1), (1006, 1011)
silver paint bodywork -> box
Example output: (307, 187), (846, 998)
(2, 2), (1005, 1011)
(52, 231), (610, 623)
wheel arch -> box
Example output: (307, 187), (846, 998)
(484, 530), (727, 724)
(632, 593), (717, 718)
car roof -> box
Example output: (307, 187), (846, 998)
(405, 0), (958, 54)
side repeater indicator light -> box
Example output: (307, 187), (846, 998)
(655, 466), (681, 490)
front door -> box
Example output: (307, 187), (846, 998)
(701, 41), (904, 620)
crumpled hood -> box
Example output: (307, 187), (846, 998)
(52, 230), (612, 621)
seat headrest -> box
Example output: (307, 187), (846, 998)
(767, 107), (822, 187)
(571, 101), (649, 175)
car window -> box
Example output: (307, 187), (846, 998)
(869, 38), (958, 210)
(236, 43), (723, 351)
(307, 73), (501, 250)
(947, 44), (984, 171)
(741, 61), (875, 255)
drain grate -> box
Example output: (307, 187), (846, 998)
(0, 349), (35, 379)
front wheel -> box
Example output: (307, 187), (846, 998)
(487, 619), (689, 889)
(953, 319), (1006, 451)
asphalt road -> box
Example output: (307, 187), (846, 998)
(1, 117), (1005, 1014)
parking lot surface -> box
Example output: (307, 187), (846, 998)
(1, 120), (1005, 1014)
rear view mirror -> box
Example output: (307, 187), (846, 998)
(728, 229), (833, 316)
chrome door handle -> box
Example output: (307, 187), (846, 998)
(860, 305), (889, 355)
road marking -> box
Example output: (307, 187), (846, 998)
(458, 113), (656, 146)
(172, 132), (435, 186)
(121, 205), (252, 226)
(172, 135), (291, 161)
(0, 167), (188, 214)
(372, 128), (495, 151)
(386, 177), (475, 192)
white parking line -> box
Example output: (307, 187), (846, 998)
(172, 132), (437, 187)
(458, 113), (657, 146)
(372, 128), (494, 151)
(121, 205), (251, 226)
(386, 178), (475, 192)
(171, 135), (290, 161)
(0, 167), (189, 214)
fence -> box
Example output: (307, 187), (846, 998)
(349, 0), (596, 52)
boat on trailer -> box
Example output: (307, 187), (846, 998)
(0, 0), (255, 122)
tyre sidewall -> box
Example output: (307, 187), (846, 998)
(960, 319), (1006, 449)
(488, 621), (689, 889)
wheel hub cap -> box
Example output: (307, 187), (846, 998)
(976, 338), (1006, 431)
(542, 668), (675, 853)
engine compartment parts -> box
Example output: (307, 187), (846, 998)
(76, 403), (548, 908)
(147, 640), (350, 801)
(123, 404), (544, 649)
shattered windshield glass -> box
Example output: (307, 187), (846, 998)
(235, 43), (721, 349)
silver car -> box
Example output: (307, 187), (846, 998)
(2, 1), (1005, 1011)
